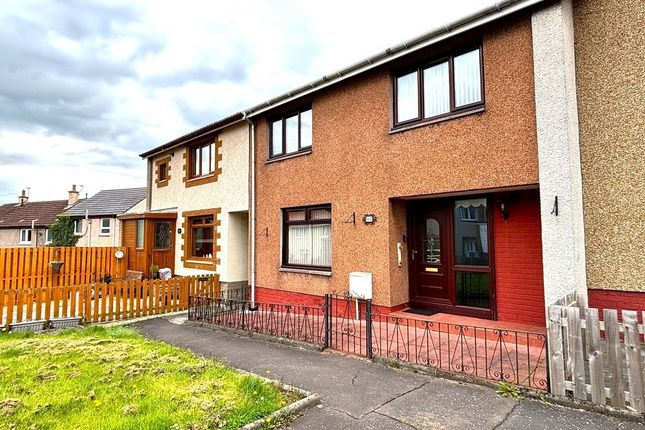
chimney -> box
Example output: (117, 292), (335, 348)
(68, 184), (79, 206)
(18, 189), (28, 206)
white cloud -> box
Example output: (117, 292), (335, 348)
(0, 0), (495, 202)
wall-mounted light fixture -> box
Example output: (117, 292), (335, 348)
(498, 201), (509, 220)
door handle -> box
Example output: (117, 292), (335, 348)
(412, 249), (418, 261)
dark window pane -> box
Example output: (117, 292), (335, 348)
(192, 226), (213, 257)
(423, 218), (441, 264)
(454, 199), (488, 266)
(287, 210), (306, 222)
(159, 163), (167, 180)
(456, 271), (490, 308)
(153, 221), (171, 249)
(309, 208), (331, 220)
(192, 147), (200, 176)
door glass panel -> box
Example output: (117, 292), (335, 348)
(423, 218), (441, 264)
(456, 271), (490, 308)
(153, 221), (171, 250)
(454, 199), (488, 266)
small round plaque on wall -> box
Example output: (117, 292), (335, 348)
(114, 249), (125, 259)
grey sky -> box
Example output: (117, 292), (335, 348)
(0, 0), (495, 202)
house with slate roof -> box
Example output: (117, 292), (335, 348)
(65, 187), (146, 247)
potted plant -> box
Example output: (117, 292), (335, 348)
(49, 261), (64, 273)
(149, 263), (160, 279)
(49, 248), (64, 273)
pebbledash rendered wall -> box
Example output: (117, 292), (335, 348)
(573, 0), (645, 308)
(148, 122), (249, 283)
(254, 12), (544, 317)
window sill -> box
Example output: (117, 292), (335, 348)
(390, 106), (485, 134)
(18, 242), (31, 245)
(99, 233), (111, 237)
(266, 148), (312, 164)
(279, 267), (332, 277)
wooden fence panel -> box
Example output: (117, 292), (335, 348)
(548, 304), (645, 413)
(0, 246), (126, 290)
(0, 274), (220, 330)
(604, 309), (626, 408)
(623, 310), (645, 412)
(585, 308), (605, 404)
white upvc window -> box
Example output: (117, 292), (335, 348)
(100, 218), (111, 235)
(19, 229), (32, 244)
(74, 219), (82, 235)
(44, 228), (52, 244)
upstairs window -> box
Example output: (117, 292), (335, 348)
(44, 228), (52, 244)
(269, 108), (312, 159)
(394, 46), (483, 127)
(74, 219), (82, 235)
(189, 141), (216, 179)
(100, 218), (111, 235)
(156, 155), (171, 188)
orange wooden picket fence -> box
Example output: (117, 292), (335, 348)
(0, 246), (126, 290)
(0, 274), (219, 329)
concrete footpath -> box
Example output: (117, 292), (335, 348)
(132, 316), (644, 430)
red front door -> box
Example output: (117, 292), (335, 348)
(409, 198), (495, 319)
(410, 204), (450, 309)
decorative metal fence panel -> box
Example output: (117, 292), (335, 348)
(187, 292), (548, 391)
(189, 296), (326, 346)
(369, 314), (548, 390)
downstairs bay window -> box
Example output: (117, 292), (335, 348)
(282, 205), (331, 270)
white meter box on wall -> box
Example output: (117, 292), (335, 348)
(349, 272), (372, 300)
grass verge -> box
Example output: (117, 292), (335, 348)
(0, 326), (298, 429)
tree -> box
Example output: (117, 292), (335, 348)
(49, 215), (80, 246)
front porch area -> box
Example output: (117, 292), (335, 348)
(188, 294), (548, 391)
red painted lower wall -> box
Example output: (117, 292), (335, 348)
(493, 190), (546, 326)
(255, 191), (546, 327)
(588, 289), (645, 322)
(254, 287), (406, 315)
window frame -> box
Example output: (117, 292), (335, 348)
(44, 228), (52, 245)
(19, 228), (32, 244)
(73, 219), (83, 235)
(392, 45), (484, 129)
(99, 218), (111, 236)
(188, 140), (216, 180)
(281, 204), (332, 271)
(268, 107), (313, 160)
(135, 219), (145, 249)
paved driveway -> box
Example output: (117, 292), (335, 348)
(131, 316), (643, 430)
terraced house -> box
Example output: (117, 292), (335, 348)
(121, 114), (249, 289)
(242, 0), (591, 331)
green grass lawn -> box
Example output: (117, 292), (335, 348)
(0, 326), (296, 430)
